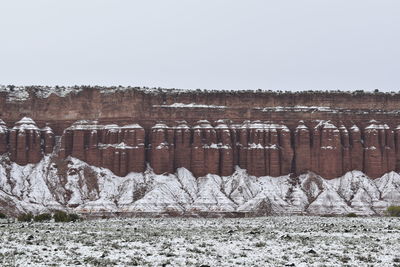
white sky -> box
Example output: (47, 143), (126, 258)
(0, 0), (399, 91)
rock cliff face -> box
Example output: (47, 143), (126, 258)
(1, 87), (400, 215)
(1, 116), (400, 180)
(4, 117), (54, 165)
(59, 120), (145, 176)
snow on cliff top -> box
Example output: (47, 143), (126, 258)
(3, 85), (400, 116)
(0, 85), (83, 101)
(2, 85), (399, 100)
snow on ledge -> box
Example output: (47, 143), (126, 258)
(153, 103), (227, 109)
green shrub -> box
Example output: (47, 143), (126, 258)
(0, 212), (6, 219)
(53, 211), (80, 222)
(53, 211), (70, 222)
(387, 206), (400, 217)
(18, 213), (33, 222)
(346, 213), (358, 218)
(34, 213), (52, 222)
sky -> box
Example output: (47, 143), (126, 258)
(0, 0), (399, 91)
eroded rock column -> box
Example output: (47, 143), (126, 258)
(0, 119), (8, 155)
(294, 121), (311, 175)
(8, 117), (47, 165)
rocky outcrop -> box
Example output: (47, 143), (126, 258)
(4, 116), (400, 180)
(149, 123), (174, 174)
(190, 120), (219, 177)
(0, 119), (8, 155)
(311, 121), (342, 179)
(243, 121), (293, 177)
(147, 120), (293, 177)
(1, 117), (54, 165)
(60, 121), (146, 176)
(294, 121), (311, 175)
(4, 87), (400, 137)
(363, 121), (396, 178)
(3, 88), (400, 216)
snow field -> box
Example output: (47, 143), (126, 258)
(0, 216), (399, 266)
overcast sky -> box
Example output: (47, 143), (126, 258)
(0, 0), (399, 91)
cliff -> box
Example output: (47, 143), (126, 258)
(1, 86), (400, 215)
(0, 117), (398, 180)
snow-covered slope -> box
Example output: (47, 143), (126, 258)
(0, 154), (400, 216)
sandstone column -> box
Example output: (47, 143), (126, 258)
(294, 121), (311, 175)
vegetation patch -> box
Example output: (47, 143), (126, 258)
(33, 213), (52, 222)
(53, 211), (80, 222)
(17, 213), (34, 222)
(387, 206), (400, 217)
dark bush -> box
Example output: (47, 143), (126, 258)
(18, 213), (33, 222)
(68, 213), (80, 222)
(387, 206), (400, 217)
(346, 213), (358, 218)
(53, 211), (70, 222)
(34, 213), (52, 222)
(0, 212), (6, 219)
(53, 211), (80, 222)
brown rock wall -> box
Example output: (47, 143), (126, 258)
(5, 114), (400, 180)
(59, 121), (146, 176)
(0, 119), (9, 155)
(4, 117), (52, 165)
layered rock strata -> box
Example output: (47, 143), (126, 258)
(125, 119), (400, 179)
(0, 119), (8, 155)
(1, 117), (400, 179)
(2, 117), (54, 165)
(59, 120), (146, 176)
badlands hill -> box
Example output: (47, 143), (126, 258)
(0, 85), (399, 216)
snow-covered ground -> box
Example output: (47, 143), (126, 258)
(1, 154), (400, 217)
(0, 216), (399, 266)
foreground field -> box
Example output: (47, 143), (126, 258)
(0, 216), (399, 266)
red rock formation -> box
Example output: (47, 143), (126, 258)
(312, 121), (342, 179)
(363, 121), (383, 178)
(247, 121), (266, 176)
(172, 121), (190, 171)
(238, 121), (294, 177)
(6, 114), (400, 180)
(349, 125), (363, 171)
(215, 120), (234, 176)
(5, 87), (400, 138)
(0, 119), (8, 155)
(189, 120), (218, 177)
(266, 124), (281, 177)
(339, 123), (351, 173)
(41, 125), (55, 155)
(237, 122), (249, 170)
(8, 117), (47, 165)
(149, 123), (173, 174)
(395, 126), (400, 172)
(60, 120), (146, 176)
(279, 124), (293, 175)
(294, 121), (311, 174)
(4, 87), (400, 180)
(363, 121), (396, 178)
(122, 124), (146, 173)
(191, 127), (206, 177)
